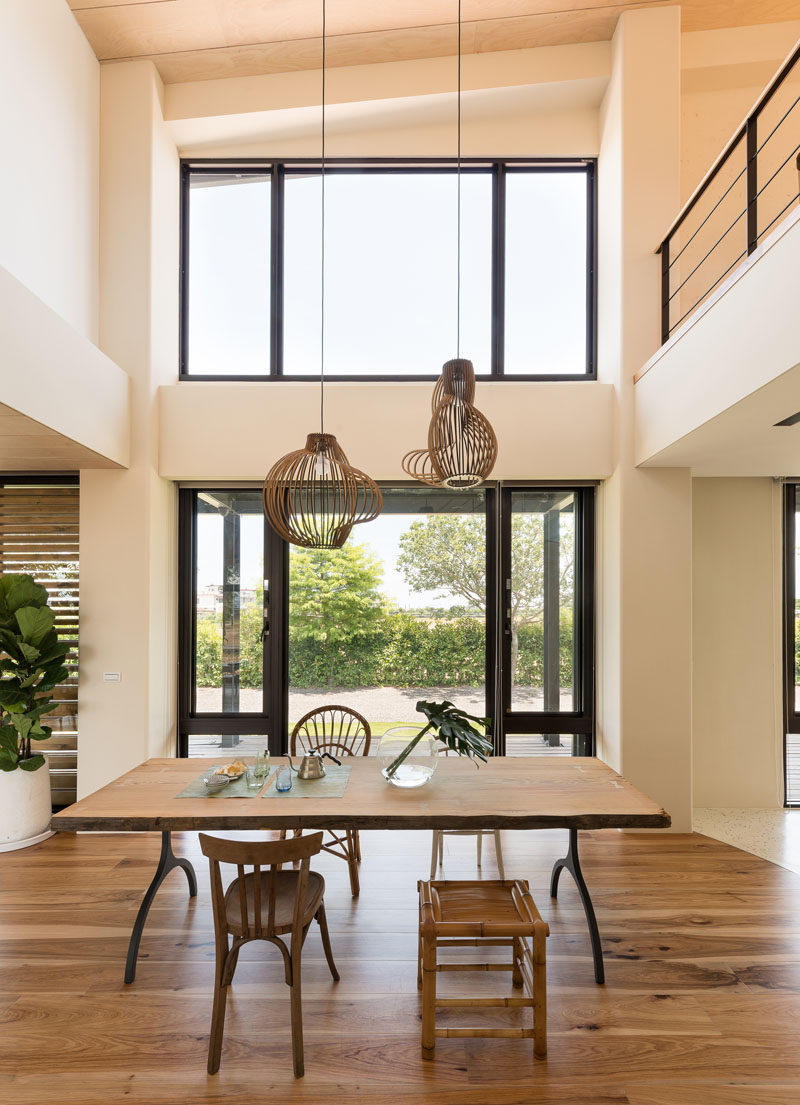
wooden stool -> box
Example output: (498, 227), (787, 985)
(417, 879), (549, 1060)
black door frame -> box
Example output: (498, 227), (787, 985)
(177, 482), (593, 757)
(177, 488), (287, 757)
(497, 485), (595, 756)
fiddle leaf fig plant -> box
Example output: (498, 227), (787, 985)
(383, 699), (493, 779)
(0, 573), (69, 773)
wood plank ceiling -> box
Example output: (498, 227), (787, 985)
(69, 1), (800, 84)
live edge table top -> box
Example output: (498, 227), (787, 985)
(51, 756), (671, 834)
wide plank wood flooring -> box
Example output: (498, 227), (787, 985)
(1, 826), (799, 1104)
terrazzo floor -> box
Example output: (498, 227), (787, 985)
(693, 805), (800, 874)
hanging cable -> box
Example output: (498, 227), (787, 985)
(456, 0), (461, 361)
(320, 0), (326, 436)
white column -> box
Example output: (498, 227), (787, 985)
(597, 8), (693, 830)
(78, 62), (179, 797)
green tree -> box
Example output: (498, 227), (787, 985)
(397, 514), (574, 682)
(289, 543), (389, 688)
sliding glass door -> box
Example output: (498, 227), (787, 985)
(178, 490), (286, 757)
(179, 484), (593, 757)
(288, 486), (494, 749)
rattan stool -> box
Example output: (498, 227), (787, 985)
(417, 879), (549, 1060)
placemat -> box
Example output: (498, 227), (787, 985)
(261, 763), (352, 799)
(176, 767), (275, 799)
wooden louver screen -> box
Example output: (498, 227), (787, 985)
(0, 481), (79, 805)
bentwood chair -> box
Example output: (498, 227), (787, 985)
(418, 878), (549, 1060)
(281, 705), (371, 896)
(199, 831), (339, 1077)
(425, 740), (504, 879)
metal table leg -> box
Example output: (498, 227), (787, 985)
(550, 827), (604, 984)
(124, 831), (198, 984)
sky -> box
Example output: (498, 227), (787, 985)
(196, 511), (467, 610)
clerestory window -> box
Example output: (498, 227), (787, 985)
(180, 158), (596, 381)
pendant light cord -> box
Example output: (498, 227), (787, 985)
(456, 0), (461, 360)
(320, 0), (326, 436)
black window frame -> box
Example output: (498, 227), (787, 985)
(497, 484), (595, 756)
(177, 481), (594, 759)
(179, 157), (598, 383)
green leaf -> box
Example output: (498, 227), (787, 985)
(18, 642), (41, 663)
(18, 754), (46, 772)
(15, 605), (54, 646)
(9, 714), (32, 739)
(3, 576), (48, 614)
(0, 751), (18, 771)
(0, 726), (18, 758)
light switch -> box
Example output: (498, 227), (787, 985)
(103, 672), (121, 683)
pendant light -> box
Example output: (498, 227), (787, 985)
(402, 0), (497, 490)
(264, 0), (382, 548)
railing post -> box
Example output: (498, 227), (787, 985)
(746, 116), (758, 254)
(659, 237), (670, 344)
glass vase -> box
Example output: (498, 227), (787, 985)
(378, 727), (439, 788)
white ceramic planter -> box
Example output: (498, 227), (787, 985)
(0, 762), (52, 849)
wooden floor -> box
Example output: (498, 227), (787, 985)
(1, 826), (800, 1104)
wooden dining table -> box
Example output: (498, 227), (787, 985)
(51, 755), (670, 986)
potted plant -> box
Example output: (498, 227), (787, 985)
(378, 700), (493, 788)
(0, 573), (69, 849)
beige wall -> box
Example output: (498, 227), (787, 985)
(0, 0), (99, 340)
(159, 381), (614, 481)
(692, 478), (783, 807)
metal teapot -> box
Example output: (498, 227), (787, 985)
(286, 750), (341, 780)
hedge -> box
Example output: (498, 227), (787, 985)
(196, 610), (574, 689)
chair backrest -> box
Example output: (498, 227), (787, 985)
(199, 831), (324, 941)
(291, 705), (371, 758)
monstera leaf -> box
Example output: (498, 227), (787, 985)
(383, 700), (493, 779)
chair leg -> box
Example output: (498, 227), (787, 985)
(421, 932), (437, 1059)
(289, 946), (305, 1078)
(494, 830), (505, 879)
(430, 831), (440, 879)
(207, 946), (237, 1075)
(476, 831), (483, 867)
(316, 902), (340, 982)
(345, 830), (360, 896)
(533, 926), (547, 1059)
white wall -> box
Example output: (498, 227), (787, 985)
(79, 62), (179, 799)
(692, 478), (783, 807)
(597, 8), (693, 832)
(0, 0), (99, 340)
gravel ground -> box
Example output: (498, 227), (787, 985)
(196, 685), (572, 721)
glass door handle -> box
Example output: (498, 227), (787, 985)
(260, 618), (270, 641)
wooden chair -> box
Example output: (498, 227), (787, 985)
(281, 705), (371, 896)
(417, 878), (549, 1061)
(199, 831), (339, 1078)
(425, 740), (504, 879)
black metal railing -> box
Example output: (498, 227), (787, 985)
(658, 39), (800, 344)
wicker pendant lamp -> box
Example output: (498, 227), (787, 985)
(263, 0), (381, 548)
(402, 0), (497, 491)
